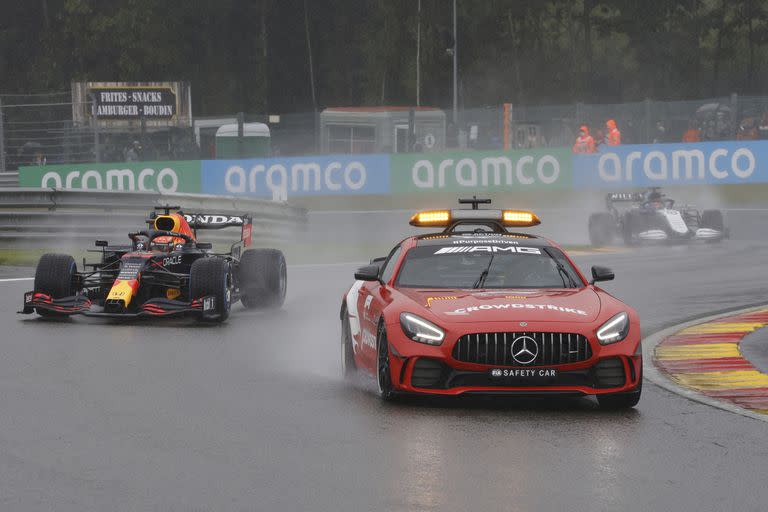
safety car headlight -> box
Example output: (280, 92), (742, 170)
(596, 312), (630, 345)
(400, 312), (445, 346)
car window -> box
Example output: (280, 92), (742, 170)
(395, 245), (581, 289)
(379, 245), (402, 284)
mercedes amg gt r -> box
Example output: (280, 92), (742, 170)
(341, 198), (642, 409)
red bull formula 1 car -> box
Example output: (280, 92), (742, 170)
(21, 206), (286, 322)
(341, 198), (642, 409)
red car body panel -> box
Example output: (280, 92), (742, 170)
(343, 234), (642, 397)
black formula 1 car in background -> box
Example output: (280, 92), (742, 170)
(21, 206), (287, 322)
(588, 188), (726, 246)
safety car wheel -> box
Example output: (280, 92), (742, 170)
(597, 379), (642, 410)
(238, 249), (287, 309)
(340, 307), (356, 379)
(190, 257), (232, 323)
(376, 322), (397, 401)
(34, 253), (77, 317)
(588, 213), (614, 247)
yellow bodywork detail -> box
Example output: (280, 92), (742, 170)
(107, 280), (136, 307)
(166, 288), (181, 300)
(672, 371), (768, 390)
(655, 343), (741, 360)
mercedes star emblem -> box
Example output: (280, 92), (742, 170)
(511, 335), (539, 365)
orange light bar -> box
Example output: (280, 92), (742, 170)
(502, 210), (540, 227)
(410, 210), (451, 226)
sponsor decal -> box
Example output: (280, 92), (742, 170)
(201, 154), (390, 197)
(166, 288), (181, 300)
(162, 255), (182, 266)
(19, 161), (201, 193)
(363, 295), (374, 321)
(117, 261), (143, 280)
(361, 329), (377, 350)
(434, 246), (541, 255)
(345, 281), (365, 352)
(490, 368), (557, 378)
(573, 141), (768, 188)
(450, 238), (520, 245)
(391, 148), (572, 192)
(445, 302), (588, 316)
(184, 214), (245, 226)
(203, 296), (216, 311)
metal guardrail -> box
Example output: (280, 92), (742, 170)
(0, 188), (307, 247)
(0, 172), (19, 187)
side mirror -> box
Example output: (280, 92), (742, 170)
(354, 264), (381, 282)
(369, 256), (387, 267)
(590, 265), (615, 284)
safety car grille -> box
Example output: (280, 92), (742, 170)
(452, 332), (592, 366)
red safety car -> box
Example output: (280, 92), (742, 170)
(340, 198), (641, 409)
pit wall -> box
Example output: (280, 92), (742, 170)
(18, 140), (768, 210)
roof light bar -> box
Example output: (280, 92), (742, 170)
(410, 210), (451, 226)
(502, 210), (540, 226)
(410, 207), (540, 228)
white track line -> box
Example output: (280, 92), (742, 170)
(0, 277), (32, 282)
(643, 305), (768, 423)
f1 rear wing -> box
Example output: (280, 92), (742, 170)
(183, 214), (253, 247)
(606, 192), (644, 203)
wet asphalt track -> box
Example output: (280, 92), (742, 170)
(1, 240), (768, 511)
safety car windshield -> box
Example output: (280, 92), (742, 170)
(396, 244), (582, 289)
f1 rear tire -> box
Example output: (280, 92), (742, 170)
(189, 257), (232, 323)
(700, 209), (724, 232)
(588, 213), (614, 247)
(34, 253), (77, 317)
(238, 249), (287, 309)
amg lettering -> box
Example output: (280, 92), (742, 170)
(434, 246), (541, 255)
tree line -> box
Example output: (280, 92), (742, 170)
(1, 0), (767, 115)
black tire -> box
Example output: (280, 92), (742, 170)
(597, 378), (642, 410)
(238, 249), (287, 309)
(376, 322), (397, 401)
(700, 209), (724, 232)
(620, 212), (637, 246)
(588, 213), (614, 247)
(34, 253), (77, 317)
(189, 257), (232, 323)
(340, 307), (356, 379)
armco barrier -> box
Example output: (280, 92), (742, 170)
(0, 172), (19, 187)
(0, 188), (306, 247)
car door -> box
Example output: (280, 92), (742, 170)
(355, 245), (402, 372)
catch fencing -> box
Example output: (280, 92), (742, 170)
(4, 91), (768, 174)
(0, 188), (307, 248)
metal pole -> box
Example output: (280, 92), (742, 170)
(452, 0), (458, 125)
(0, 98), (6, 173)
(89, 93), (100, 162)
(416, 0), (421, 107)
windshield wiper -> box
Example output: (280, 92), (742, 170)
(544, 248), (578, 288)
(472, 254), (495, 289)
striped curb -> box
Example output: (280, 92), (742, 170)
(654, 308), (768, 415)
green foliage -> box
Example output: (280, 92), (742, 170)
(1, 0), (767, 112)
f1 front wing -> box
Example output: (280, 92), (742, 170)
(20, 292), (218, 318)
